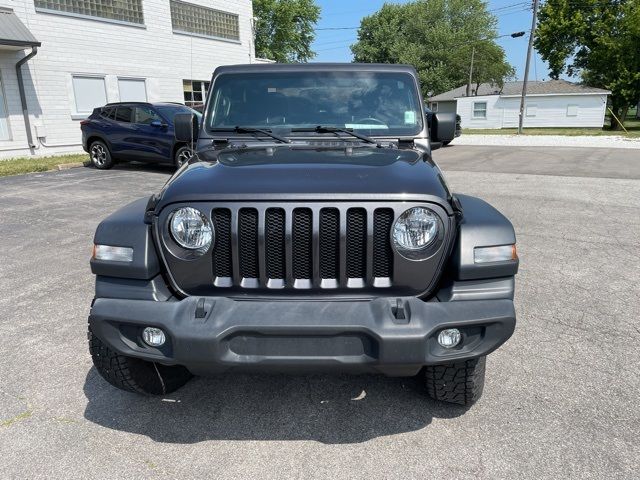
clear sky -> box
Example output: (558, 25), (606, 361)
(311, 0), (549, 82)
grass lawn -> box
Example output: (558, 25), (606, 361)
(0, 153), (90, 177)
(463, 127), (640, 137)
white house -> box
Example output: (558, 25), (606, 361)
(428, 80), (610, 130)
(0, 0), (258, 159)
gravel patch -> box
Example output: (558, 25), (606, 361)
(452, 134), (640, 149)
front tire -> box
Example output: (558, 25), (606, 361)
(89, 140), (114, 170)
(174, 145), (193, 168)
(88, 329), (192, 395)
(424, 357), (486, 406)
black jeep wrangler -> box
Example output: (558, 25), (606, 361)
(89, 64), (518, 406)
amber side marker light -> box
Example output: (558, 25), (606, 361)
(474, 244), (517, 264)
(92, 244), (134, 262)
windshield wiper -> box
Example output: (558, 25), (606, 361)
(232, 126), (291, 143)
(292, 125), (382, 148)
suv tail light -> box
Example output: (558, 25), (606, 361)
(79, 119), (91, 126)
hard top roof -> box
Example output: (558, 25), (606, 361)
(213, 63), (418, 76)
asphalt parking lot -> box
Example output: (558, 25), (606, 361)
(1, 145), (639, 479)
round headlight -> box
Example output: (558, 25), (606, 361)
(392, 207), (439, 252)
(170, 207), (213, 251)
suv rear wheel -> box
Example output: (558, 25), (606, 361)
(174, 145), (193, 168)
(89, 140), (114, 170)
(424, 356), (486, 406)
(88, 328), (192, 395)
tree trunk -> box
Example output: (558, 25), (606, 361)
(610, 105), (622, 130)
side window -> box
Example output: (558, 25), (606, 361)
(100, 107), (115, 119)
(114, 106), (133, 123)
(134, 106), (161, 124)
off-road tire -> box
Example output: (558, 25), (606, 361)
(89, 140), (114, 170)
(88, 328), (192, 395)
(442, 140), (451, 146)
(424, 357), (486, 406)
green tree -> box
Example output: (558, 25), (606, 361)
(253, 0), (321, 63)
(351, 0), (514, 97)
(535, 0), (640, 129)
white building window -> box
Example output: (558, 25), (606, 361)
(430, 102), (438, 112)
(472, 101), (487, 119)
(118, 78), (147, 102)
(72, 75), (107, 115)
(526, 104), (537, 117)
(35, 0), (144, 25)
(0, 73), (11, 141)
(170, 0), (240, 41)
(567, 104), (578, 116)
(183, 80), (209, 107)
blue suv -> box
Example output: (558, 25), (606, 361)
(81, 102), (200, 169)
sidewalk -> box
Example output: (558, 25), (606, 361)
(451, 134), (640, 149)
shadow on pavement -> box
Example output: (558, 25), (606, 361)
(83, 367), (466, 444)
(110, 162), (176, 175)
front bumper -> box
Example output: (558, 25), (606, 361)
(89, 297), (516, 376)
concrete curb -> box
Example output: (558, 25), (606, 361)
(56, 162), (87, 171)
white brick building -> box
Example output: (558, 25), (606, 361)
(0, 0), (256, 158)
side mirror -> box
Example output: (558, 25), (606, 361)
(174, 113), (199, 142)
(430, 112), (456, 149)
(150, 120), (166, 128)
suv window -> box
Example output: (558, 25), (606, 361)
(114, 106), (133, 123)
(134, 106), (161, 125)
(100, 107), (115, 119)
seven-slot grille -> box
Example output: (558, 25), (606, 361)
(210, 206), (395, 289)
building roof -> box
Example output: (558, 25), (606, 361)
(429, 79), (610, 102)
(0, 8), (40, 48)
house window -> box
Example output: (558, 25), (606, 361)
(35, 0), (144, 25)
(472, 101), (487, 119)
(0, 73), (11, 141)
(567, 104), (578, 117)
(72, 76), (107, 115)
(183, 80), (210, 107)
(526, 104), (537, 117)
(170, 0), (240, 41)
(118, 78), (147, 102)
(430, 102), (438, 112)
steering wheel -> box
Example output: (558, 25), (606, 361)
(354, 117), (386, 126)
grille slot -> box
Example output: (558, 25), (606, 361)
(238, 208), (259, 279)
(212, 209), (232, 278)
(210, 205), (396, 289)
(265, 208), (285, 279)
(373, 208), (394, 278)
(319, 208), (340, 279)
(346, 208), (367, 279)
(292, 208), (313, 280)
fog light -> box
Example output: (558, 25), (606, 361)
(438, 328), (461, 348)
(142, 327), (165, 347)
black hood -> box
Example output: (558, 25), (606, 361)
(156, 146), (450, 208)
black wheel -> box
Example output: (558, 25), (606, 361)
(424, 357), (486, 406)
(89, 140), (114, 169)
(442, 140), (451, 146)
(88, 328), (192, 395)
(174, 145), (193, 168)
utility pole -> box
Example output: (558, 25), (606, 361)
(466, 45), (475, 97)
(518, 0), (540, 134)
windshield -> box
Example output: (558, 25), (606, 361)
(157, 105), (201, 122)
(206, 71), (423, 137)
